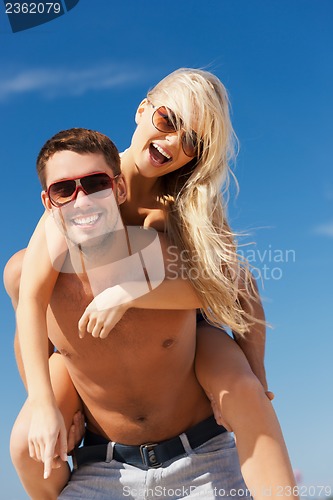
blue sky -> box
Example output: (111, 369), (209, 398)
(0, 1), (332, 498)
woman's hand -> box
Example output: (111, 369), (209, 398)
(28, 401), (67, 479)
(78, 302), (129, 339)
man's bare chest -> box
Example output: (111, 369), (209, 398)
(48, 272), (195, 356)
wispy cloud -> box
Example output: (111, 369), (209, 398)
(314, 221), (333, 238)
(0, 63), (146, 100)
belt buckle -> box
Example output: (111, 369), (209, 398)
(139, 443), (161, 468)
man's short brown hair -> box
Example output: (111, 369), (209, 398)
(37, 128), (121, 189)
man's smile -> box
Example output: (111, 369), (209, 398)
(71, 213), (102, 227)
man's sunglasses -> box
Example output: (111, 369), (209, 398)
(47, 171), (118, 207)
(150, 103), (198, 157)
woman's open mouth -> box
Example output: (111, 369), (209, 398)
(149, 143), (172, 166)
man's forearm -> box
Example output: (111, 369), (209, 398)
(234, 270), (268, 390)
(233, 327), (267, 391)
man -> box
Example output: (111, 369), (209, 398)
(5, 128), (295, 500)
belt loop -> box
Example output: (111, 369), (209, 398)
(106, 441), (114, 463)
(72, 449), (78, 470)
(179, 433), (192, 454)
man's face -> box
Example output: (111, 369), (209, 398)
(42, 150), (126, 247)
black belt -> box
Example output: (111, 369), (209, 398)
(73, 415), (227, 469)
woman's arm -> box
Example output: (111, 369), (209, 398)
(79, 231), (269, 394)
(78, 231), (201, 337)
(16, 212), (67, 479)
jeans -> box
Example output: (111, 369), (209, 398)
(59, 431), (250, 499)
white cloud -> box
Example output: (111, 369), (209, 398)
(314, 222), (333, 237)
(0, 63), (145, 100)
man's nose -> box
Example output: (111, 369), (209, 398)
(73, 187), (93, 208)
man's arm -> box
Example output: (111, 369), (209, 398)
(232, 269), (271, 394)
(15, 214), (68, 478)
(3, 246), (55, 387)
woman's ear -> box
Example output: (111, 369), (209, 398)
(115, 175), (127, 206)
(41, 190), (52, 211)
(135, 98), (148, 124)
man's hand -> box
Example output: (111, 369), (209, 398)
(67, 410), (85, 453)
(28, 402), (67, 479)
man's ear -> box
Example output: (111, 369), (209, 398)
(41, 190), (52, 211)
(135, 98), (148, 125)
(115, 175), (127, 206)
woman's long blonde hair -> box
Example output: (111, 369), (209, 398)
(148, 68), (257, 334)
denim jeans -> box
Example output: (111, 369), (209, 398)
(59, 432), (251, 499)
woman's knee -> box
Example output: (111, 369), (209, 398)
(10, 410), (30, 467)
(3, 249), (26, 307)
(229, 369), (265, 400)
(195, 326), (268, 423)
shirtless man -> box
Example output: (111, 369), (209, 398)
(6, 128), (251, 500)
(6, 124), (296, 500)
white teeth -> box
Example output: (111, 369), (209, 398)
(73, 214), (99, 226)
(152, 143), (171, 159)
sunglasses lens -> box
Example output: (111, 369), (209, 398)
(49, 180), (76, 206)
(152, 104), (198, 158)
(182, 132), (198, 157)
(153, 106), (177, 133)
(81, 173), (113, 196)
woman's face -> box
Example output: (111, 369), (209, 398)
(130, 100), (196, 178)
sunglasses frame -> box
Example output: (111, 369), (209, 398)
(149, 102), (198, 158)
(47, 171), (119, 208)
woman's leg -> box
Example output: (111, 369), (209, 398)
(195, 324), (298, 500)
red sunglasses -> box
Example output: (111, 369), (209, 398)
(47, 171), (119, 207)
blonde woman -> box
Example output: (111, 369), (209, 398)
(5, 69), (297, 500)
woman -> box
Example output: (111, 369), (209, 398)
(5, 68), (296, 499)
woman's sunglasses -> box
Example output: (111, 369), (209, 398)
(47, 171), (118, 207)
(150, 103), (198, 157)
